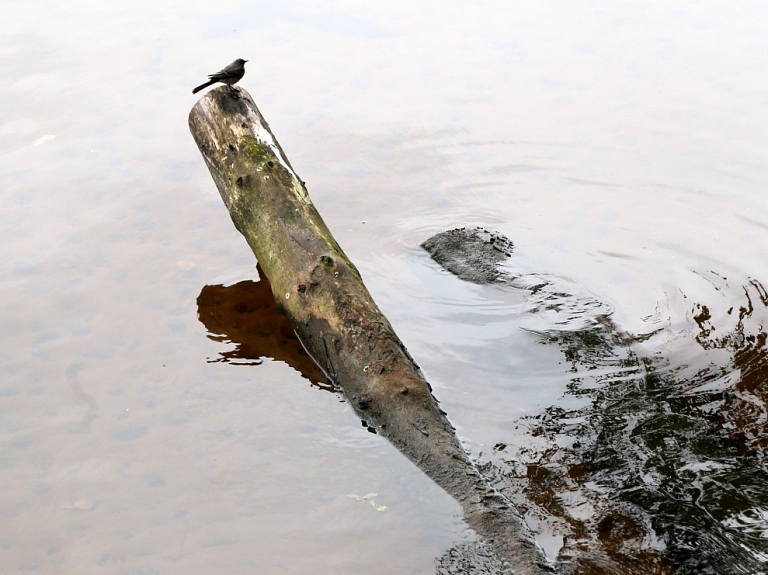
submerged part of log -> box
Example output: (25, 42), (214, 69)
(188, 87), (553, 574)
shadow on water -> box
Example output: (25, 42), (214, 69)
(422, 228), (768, 574)
(196, 266), (333, 390)
(475, 268), (768, 573)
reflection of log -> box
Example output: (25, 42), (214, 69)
(196, 268), (332, 389)
(189, 87), (552, 574)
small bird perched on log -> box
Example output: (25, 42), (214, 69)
(192, 58), (248, 94)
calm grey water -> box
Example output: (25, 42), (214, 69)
(2, 2), (768, 573)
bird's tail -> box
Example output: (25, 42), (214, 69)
(192, 80), (215, 94)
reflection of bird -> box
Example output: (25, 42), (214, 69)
(192, 59), (248, 94)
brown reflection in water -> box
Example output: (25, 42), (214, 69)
(494, 275), (768, 574)
(691, 278), (768, 460)
(196, 267), (333, 390)
(524, 462), (676, 575)
(481, 336), (679, 575)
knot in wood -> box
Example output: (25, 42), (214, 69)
(357, 396), (372, 411)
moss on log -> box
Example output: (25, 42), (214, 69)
(188, 87), (554, 574)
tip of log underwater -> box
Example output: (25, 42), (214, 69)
(188, 86), (555, 574)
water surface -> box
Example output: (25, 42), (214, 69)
(2, 2), (768, 573)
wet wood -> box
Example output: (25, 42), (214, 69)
(188, 86), (553, 574)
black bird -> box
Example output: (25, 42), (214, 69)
(192, 59), (248, 94)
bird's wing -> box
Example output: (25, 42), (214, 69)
(207, 61), (243, 80)
(220, 61), (242, 75)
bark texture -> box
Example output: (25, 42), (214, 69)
(188, 87), (554, 574)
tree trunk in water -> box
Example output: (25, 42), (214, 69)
(188, 87), (553, 574)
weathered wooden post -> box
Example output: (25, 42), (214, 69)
(189, 87), (553, 574)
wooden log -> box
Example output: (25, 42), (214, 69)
(188, 87), (553, 574)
